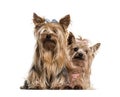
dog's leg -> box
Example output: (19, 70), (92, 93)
(50, 73), (66, 89)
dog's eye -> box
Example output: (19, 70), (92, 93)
(74, 47), (79, 52)
(43, 29), (47, 32)
(85, 50), (88, 54)
(53, 29), (57, 33)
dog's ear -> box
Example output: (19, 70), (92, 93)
(67, 32), (75, 45)
(33, 13), (45, 25)
(90, 43), (101, 53)
(59, 14), (70, 29)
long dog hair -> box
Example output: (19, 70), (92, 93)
(20, 13), (71, 89)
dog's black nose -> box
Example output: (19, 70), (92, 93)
(46, 34), (51, 39)
(79, 53), (83, 58)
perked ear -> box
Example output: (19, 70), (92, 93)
(90, 43), (101, 53)
(67, 32), (75, 45)
(33, 13), (45, 25)
(59, 14), (70, 29)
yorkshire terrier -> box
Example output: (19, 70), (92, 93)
(66, 32), (101, 89)
(20, 13), (70, 89)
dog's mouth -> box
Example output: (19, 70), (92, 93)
(72, 53), (86, 67)
(43, 39), (56, 50)
(74, 56), (84, 60)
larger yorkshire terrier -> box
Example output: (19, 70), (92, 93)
(21, 13), (70, 89)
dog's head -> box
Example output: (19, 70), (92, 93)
(33, 13), (70, 51)
(67, 32), (101, 68)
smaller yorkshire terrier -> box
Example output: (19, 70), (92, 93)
(20, 13), (70, 89)
(66, 32), (101, 89)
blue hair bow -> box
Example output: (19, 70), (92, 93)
(51, 19), (58, 23)
(45, 19), (58, 23)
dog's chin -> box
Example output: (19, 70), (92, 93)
(72, 56), (85, 67)
(43, 39), (56, 51)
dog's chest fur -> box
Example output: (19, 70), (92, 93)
(41, 51), (65, 85)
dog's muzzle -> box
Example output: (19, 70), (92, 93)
(43, 34), (57, 50)
(74, 53), (84, 60)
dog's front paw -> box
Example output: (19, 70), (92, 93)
(20, 80), (28, 89)
(51, 86), (60, 90)
(74, 85), (83, 90)
(63, 86), (73, 90)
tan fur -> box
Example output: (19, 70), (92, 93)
(67, 32), (101, 89)
(21, 13), (70, 89)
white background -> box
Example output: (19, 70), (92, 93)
(0, 0), (120, 97)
